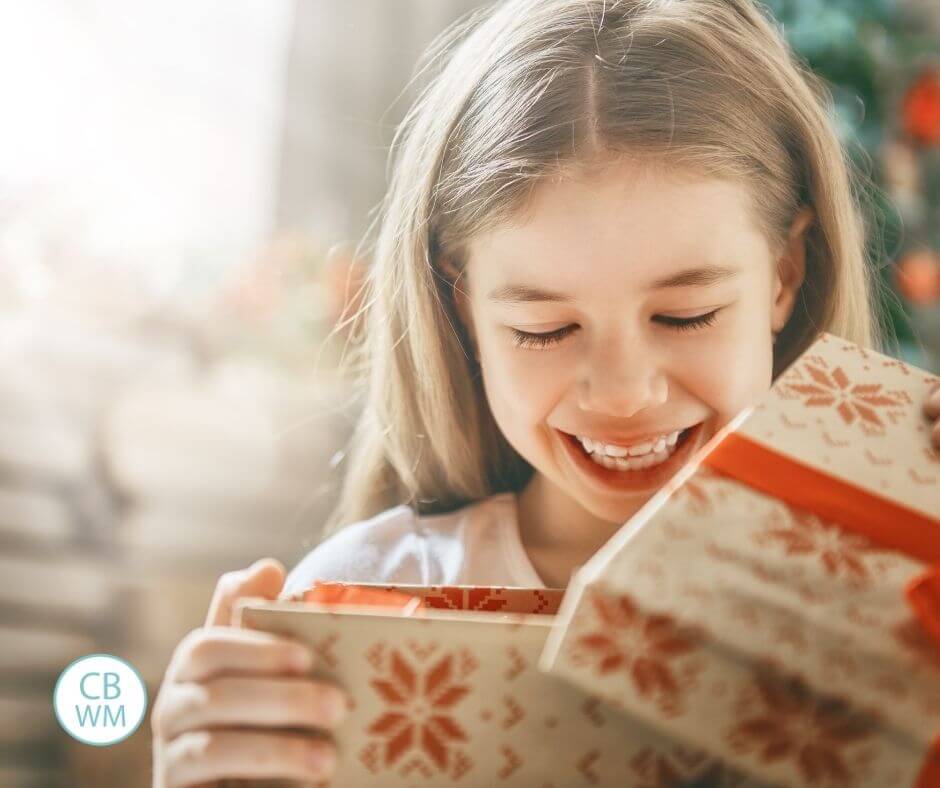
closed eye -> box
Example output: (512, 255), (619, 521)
(509, 325), (577, 349)
(654, 308), (722, 332)
(509, 308), (722, 349)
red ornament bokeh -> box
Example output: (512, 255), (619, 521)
(902, 67), (940, 147)
(894, 248), (940, 306)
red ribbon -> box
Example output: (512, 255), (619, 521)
(916, 735), (940, 788)
(703, 432), (940, 784)
(907, 567), (940, 650)
(703, 432), (940, 649)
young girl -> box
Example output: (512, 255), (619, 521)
(151, 0), (940, 784)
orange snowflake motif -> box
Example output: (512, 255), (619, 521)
(423, 587), (510, 612)
(728, 670), (878, 785)
(754, 508), (880, 589)
(629, 745), (745, 787)
(675, 479), (713, 515)
(365, 649), (470, 775)
(422, 587), (563, 614)
(671, 466), (729, 516)
(572, 590), (700, 715)
(779, 359), (910, 435)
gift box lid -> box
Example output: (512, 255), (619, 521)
(704, 333), (938, 553)
(540, 332), (940, 788)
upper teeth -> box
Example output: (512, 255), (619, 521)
(577, 430), (680, 457)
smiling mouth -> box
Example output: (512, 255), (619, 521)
(556, 422), (704, 490)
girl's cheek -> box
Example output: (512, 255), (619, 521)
(685, 323), (773, 421)
(483, 349), (566, 420)
(661, 319), (764, 420)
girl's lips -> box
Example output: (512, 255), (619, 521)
(556, 421), (706, 494)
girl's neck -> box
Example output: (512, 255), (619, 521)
(515, 473), (646, 588)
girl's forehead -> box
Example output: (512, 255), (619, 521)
(464, 161), (771, 293)
(517, 158), (755, 234)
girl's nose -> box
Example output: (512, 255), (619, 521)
(576, 345), (668, 419)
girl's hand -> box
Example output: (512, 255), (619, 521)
(927, 381), (940, 449)
(151, 559), (347, 787)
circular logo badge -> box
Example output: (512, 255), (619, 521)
(53, 654), (148, 745)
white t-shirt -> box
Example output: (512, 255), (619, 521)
(280, 492), (546, 597)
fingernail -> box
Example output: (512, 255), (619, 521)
(246, 558), (267, 574)
(325, 688), (349, 725)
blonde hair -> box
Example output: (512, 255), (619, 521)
(322, 0), (890, 533)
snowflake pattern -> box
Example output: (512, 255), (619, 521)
(629, 744), (745, 787)
(421, 587), (563, 615)
(752, 506), (882, 589)
(361, 644), (473, 779)
(671, 466), (728, 516)
(727, 668), (879, 786)
(569, 589), (702, 716)
(777, 357), (911, 436)
(424, 587), (510, 613)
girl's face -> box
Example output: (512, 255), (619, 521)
(454, 158), (812, 525)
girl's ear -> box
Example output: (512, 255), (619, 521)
(771, 206), (814, 335)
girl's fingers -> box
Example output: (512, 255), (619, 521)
(156, 674), (347, 742)
(205, 559), (286, 628)
(926, 382), (940, 418)
(171, 627), (313, 684)
(926, 383), (940, 449)
(162, 728), (335, 787)
(925, 382), (940, 413)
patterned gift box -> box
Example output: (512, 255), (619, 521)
(236, 584), (771, 787)
(541, 332), (940, 787)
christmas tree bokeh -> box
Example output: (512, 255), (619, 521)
(764, 0), (940, 370)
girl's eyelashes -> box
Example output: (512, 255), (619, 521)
(509, 324), (577, 349)
(653, 308), (722, 332)
(509, 308), (722, 349)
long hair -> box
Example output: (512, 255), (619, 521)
(322, 0), (888, 533)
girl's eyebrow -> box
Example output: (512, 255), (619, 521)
(486, 265), (740, 304)
(487, 284), (575, 304)
(649, 264), (740, 289)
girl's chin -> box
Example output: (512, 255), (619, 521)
(579, 494), (658, 530)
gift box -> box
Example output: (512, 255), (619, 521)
(236, 583), (769, 787)
(541, 332), (940, 787)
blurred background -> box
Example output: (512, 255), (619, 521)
(0, 1), (938, 786)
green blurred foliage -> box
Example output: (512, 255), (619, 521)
(764, 0), (940, 349)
